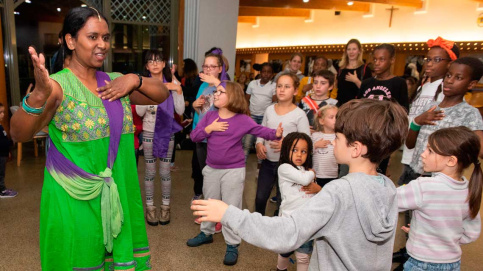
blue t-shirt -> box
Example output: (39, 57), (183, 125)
(193, 82), (217, 130)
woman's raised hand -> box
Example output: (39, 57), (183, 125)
(97, 74), (138, 102)
(28, 46), (52, 101)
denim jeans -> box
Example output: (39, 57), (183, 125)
(255, 159), (279, 215)
(404, 257), (460, 271)
(243, 115), (264, 163)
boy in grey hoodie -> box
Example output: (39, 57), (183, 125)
(191, 99), (408, 271)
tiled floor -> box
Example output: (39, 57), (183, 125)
(1, 143), (482, 270)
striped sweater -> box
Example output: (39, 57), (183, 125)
(397, 173), (481, 263)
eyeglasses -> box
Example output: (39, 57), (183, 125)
(213, 89), (226, 96)
(147, 59), (163, 65)
(423, 57), (451, 64)
(202, 65), (220, 70)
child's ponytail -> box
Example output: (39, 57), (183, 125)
(428, 127), (482, 219)
(468, 160), (483, 219)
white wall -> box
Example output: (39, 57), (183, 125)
(184, 0), (239, 79)
(236, 0), (483, 48)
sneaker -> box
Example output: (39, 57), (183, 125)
(223, 244), (239, 266)
(187, 232), (213, 247)
(159, 205), (170, 225)
(215, 222), (222, 233)
(194, 216), (202, 225)
(269, 196), (278, 203)
(191, 194), (203, 203)
(145, 206), (158, 226)
(0, 189), (18, 198)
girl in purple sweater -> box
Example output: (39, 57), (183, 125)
(187, 81), (283, 266)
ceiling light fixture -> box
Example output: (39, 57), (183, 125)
(13, 11), (20, 15)
(25, 0), (31, 3)
(347, 1), (354, 5)
(57, 8), (61, 12)
(81, 4), (87, 7)
(303, 0), (309, 3)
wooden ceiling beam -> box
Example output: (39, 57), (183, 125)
(353, 0), (423, 8)
(238, 16), (258, 24)
(239, 7), (311, 17)
(239, 0), (371, 12)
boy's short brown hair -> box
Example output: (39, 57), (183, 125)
(224, 81), (249, 115)
(335, 99), (408, 164)
(313, 70), (335, 86)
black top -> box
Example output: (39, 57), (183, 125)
(336, 64), (372, 106)
(358, 76), (409, 111)
(0, 125), (13, 157)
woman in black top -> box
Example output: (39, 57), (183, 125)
(336, 39), (372, 106)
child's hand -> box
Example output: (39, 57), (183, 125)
(205, 118), (228, 134)
(401, 224), (410, 234)
(164, 82), (182, 95)
(414, 106), (444, 126)
(191, 199), (228, 223)
(315, 139), (331, 148)
(345, 70), (359, 83)
(275, 122), (283, 138)
(256, 143), (267, 160)
(192, 96), (205, 109)
(270, 140), (282, 153)
(200, 73), (221, 86)
(301, 182), (321, 194)
(309, 126), (315, 134)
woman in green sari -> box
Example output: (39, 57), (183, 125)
(11, 7), (168, 271)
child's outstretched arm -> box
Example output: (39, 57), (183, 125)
(247, 117), (283, 141)
(192, 186), (339, 254)
(460, 213), (481, 244)
(406, 105), (445, 149)
(279, 164), (315, 186)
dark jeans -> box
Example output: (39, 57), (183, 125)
(316, 178), (336, 188)
(377, 157), (390, 175)
(191, 145), (203, 195)
(255, 159), (279, 215)
(194, 142), (207, 195)
(0, 156), (7, 191)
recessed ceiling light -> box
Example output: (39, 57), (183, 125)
(81, 4), (87, 7)
(347, 1), (354, 5)
(13, 11), (20, 15)
(57, 8), (61, 12)
(303, 0), (309, 3)
(25, 0), (31, 3)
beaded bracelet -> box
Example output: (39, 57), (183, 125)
(22, 93), (46, 115)
(410, 121), (421, 131)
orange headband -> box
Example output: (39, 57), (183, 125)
(427, 37), (457, 61)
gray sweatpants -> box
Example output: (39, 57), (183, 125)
(201, 165), (245, 245)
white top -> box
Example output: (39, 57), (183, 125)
(278, 163), (315, 217)
(311, 132), (337, 178)
(246, 79), (276, 116)
(401, 79), (444, 165)
(256, 105), (311, 162)
(136, 91), (185, 132)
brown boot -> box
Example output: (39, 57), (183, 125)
(159, 205), (170, 225)
(146, 205), (158, 226)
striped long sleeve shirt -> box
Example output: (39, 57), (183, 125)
(397, 173), (481, 263)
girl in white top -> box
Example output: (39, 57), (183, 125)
(277, 132), (316, 271)
(136, 50), (184, 226)
(254, 72), (311, 216)
(311, 104), (338, 188)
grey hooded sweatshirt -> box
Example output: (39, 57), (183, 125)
(221, 172), (398, 271)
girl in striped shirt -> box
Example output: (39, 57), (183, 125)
(310, 104), (338, 188)
(397, 127), (482, 271)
